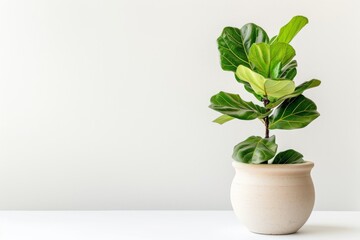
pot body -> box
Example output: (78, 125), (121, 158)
(230, 161), (315, 235)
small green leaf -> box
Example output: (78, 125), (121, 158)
(266, 79), (321, 109)
(212, 115), (234, 124)
(273, 16), (308, 44)
(233, 136), (278, 164)
(272, 149), (304, 164)
(269, 95), (320, 130)
(217, 24), (269, 72)
(209, 92), (271, 120)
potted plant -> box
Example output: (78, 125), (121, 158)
(209, 16), (321, 235)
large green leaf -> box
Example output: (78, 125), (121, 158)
(212, 114), (234, 125)
(266, 79), (321, 109)
(272, 149), (304, 164)
(269, 43), (296, 79)
(233, 136), (278, 164)
(273, 16), (308, 44)
(236, 65), (295, 99)
(217, 24), (269, 72)
(269, 95), (320, 130)
(209, 91), (270, 120)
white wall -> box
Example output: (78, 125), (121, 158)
(0, 0), (359, 210)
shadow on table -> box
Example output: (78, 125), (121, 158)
(297, 224), (358, 236)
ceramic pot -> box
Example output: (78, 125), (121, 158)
(230, 161), (315, 235)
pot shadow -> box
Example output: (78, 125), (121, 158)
(297, 224), (359, 236)
(222, 223), (359, 240)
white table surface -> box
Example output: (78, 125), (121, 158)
(0, 211), (359, 240)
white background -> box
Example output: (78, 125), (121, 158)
(0, 0), (359, 210)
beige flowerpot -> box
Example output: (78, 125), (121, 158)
(230, 161), (315, 235)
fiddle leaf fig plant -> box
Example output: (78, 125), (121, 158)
(210, 16), (321, 164)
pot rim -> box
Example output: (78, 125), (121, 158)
(232, 161), (314, 174)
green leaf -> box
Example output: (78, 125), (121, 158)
(273, 16), (308, 44)
(269, 35), (277, 44)
(269, 95), (320, 130)
(209, 92), (270, 120)
(236, 65), (295, 100)
(264, 79), (295, 100)
(283, 68), (297, 80)
(212, 115), (234, 124)
(244, 83), (263, 101)
(233, 136), (278, 164)
(272, 149), (304, 164)
(217, 24), (269, 72)
(236, 65), (267, 96)
(217, 24), (269, 99)
(270, 43), (296, 79)
(270, 62), (282, 79)
(248, 43), (270, 77)
(266, 79), (321, 109)
(248, 42), (295, 79)
(279, 60), (297, 80)
(234, 73), (263, 101)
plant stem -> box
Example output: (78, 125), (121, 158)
(263, 98), (270, 139)
(262, 98), (270, 164)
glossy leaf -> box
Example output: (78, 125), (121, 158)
(236, 66), (295, 100)
(212, 115), (234, 125)
(269, 35), (277, 44)
(217, 24), (269, 72)
(209, 92), (270, 120)
(248, 42), (296, 79)
(233, 136), (278, 164)
(236, 65), (267, 96)
(272, 149), (304, 164)
(269, 95), (320, 130)
(270, 43), (296, 79)
(266, 79), (321, 109)
(248, 43), (270, 77)
(244, 83), (263, 101)
(234, 73), (263, 101)
(282, 68), (297, 80)
(270, 62), (282, 79)
(264, 79), (295, 100)
(273, 16), (308, 44)
(279, 60), (297, 80)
